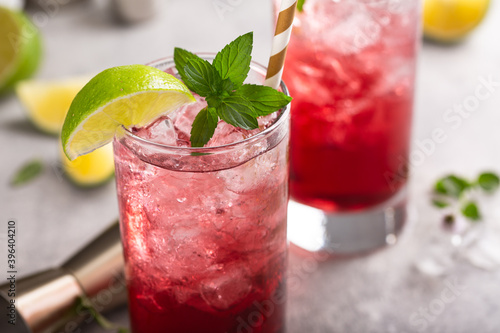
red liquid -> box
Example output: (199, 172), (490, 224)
(116, 140), (288, 333)
(283, 5), (418, 212)
(127, 257), (286, 333)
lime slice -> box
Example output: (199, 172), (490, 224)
(60, 143), (115, 188)
(16, 76), (91, 135)
(61, 65), (195, 160)
(423, 0), (490, 42)
(0, 6), (42, 93)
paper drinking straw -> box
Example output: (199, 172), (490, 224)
(265, 0), (297, 89)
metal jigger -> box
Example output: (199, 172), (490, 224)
(111, 0), (157, 23)
(0, 221), (126, 333)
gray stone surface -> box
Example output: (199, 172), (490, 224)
(1, 0), (500, 332)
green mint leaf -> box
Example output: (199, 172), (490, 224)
(174, 32), (288, 147)
(461, 201), (481, 221)
(432, 198), (449, 209)
(216, 95), (258, 130)
(77, 296), (129, 332)
(213, 32), (253, 87)
(238, 84), (292, 116)
(297, 0), (305, 12)
(190, 107), (219, 147)
(477, 172), (500, 192)
(183, 58), (222, 97)
(11, 159), (44, 186)
(434, 175), (470, 198)
(173, 47), (201, 83)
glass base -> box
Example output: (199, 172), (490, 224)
(287, 188), (408, 255)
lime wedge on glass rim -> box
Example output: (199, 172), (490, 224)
(61, 65), (196, 160)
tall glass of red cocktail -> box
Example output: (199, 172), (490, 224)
(277, 0), (420, 253)
(114, 57), (290, 332)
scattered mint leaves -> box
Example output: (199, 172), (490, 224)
(297, 0), (305, 12)
(477, 172), (499, 192)
(432, 171), (499, 224)
(461, 201), (480, 221)
(11, 159), (44, 186)
(173, 32), (292, 147)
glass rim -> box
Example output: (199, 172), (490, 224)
(118, 55), (291, 155)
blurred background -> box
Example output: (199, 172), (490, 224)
(1, 0), (499, 332)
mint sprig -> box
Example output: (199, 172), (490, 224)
(174, 32), (292, 147)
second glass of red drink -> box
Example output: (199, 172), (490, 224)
(279, 0), (420, 254)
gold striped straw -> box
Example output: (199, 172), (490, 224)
(265, 0), (298, 90)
